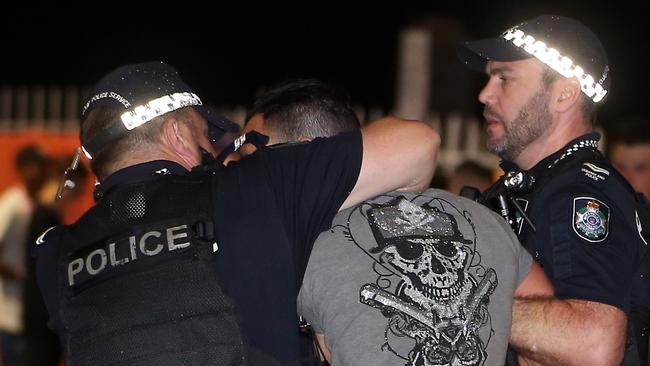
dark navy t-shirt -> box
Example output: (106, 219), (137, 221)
(212, 132), (363, 365)
(34, 130), (363, 366)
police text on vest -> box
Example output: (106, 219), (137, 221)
(67, 225), (190, 286)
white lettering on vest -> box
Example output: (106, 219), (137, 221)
(129, 236), (138, 260)
(66, 224), (193, 286)
(68, 258), (84, 286)
(109, 242), (129, 266)
(140, 231), (163, 256)
(167, 225), (190, 250)
(86, 248), (107, 275)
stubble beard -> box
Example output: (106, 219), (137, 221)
(486, 88), (553, 162)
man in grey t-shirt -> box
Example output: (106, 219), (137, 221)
(298, 189), (550, 366)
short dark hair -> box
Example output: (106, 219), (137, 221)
(541, 66), (597, 125)
(81, 106), (193, 179)
(606, 115), (650, 146)
(15, 145), (47, 168)
(245, 79), (360, 142)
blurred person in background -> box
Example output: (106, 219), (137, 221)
(21, 156), (88, 366)
(606, 115), (650, 365)
(446, 160), (494, 195)
(607, 115), (650, 200)
(0, 145), (48, 366)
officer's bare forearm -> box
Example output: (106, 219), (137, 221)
(511, 297), (626, 366)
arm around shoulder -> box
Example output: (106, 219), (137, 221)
(341, 116), (440, 210)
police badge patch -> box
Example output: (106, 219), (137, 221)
(573, 197), (610, 243)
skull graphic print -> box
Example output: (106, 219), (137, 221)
(358, 196), (498, 366)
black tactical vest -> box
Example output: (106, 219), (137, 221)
(57, 171), (247, 366)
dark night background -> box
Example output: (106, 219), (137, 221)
(2, 1), (648, 127)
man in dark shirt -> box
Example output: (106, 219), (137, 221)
(607, 115), (650, 365)
(238, 78), (362, 365)
(34, 61), (439, 366)
(457, 14), (647, 365)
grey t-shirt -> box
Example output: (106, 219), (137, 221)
(298, 189), (532, 366)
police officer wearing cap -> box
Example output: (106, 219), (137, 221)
(32, 61), (440, 366)
(457, 15), (649, 365)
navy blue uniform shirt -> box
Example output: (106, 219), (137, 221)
(482, 133), (644, 312)
(34, 130), (363, 366)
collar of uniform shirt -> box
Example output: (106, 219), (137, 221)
(499, 132), (601, 175)
(94, 160), (188, 198)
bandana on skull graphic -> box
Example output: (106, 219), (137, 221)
(356, 196), (497, 366)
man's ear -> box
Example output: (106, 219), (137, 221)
(551, 77), (581, 113)
(161, 117), (201, 169)
(163, 117), (192, 157)
(162, 117), (188, 153)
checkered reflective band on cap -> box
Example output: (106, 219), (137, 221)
(120, 92), (203, 130)
(502, 27), (608, 103)
(81, 92), (203, 160)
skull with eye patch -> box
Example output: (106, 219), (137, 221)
(369, 198), (474, 312)
(383, 236), (469, 309)
(363, 196), (493, 366)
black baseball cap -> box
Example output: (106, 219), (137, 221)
(457, 15), (610, 103)
(80, 61), (239, 159)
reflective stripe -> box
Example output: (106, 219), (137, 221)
(502, 28), (608, 103)
(120, 92), (203, 130)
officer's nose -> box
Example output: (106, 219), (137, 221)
(478, 80), (495, 106)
